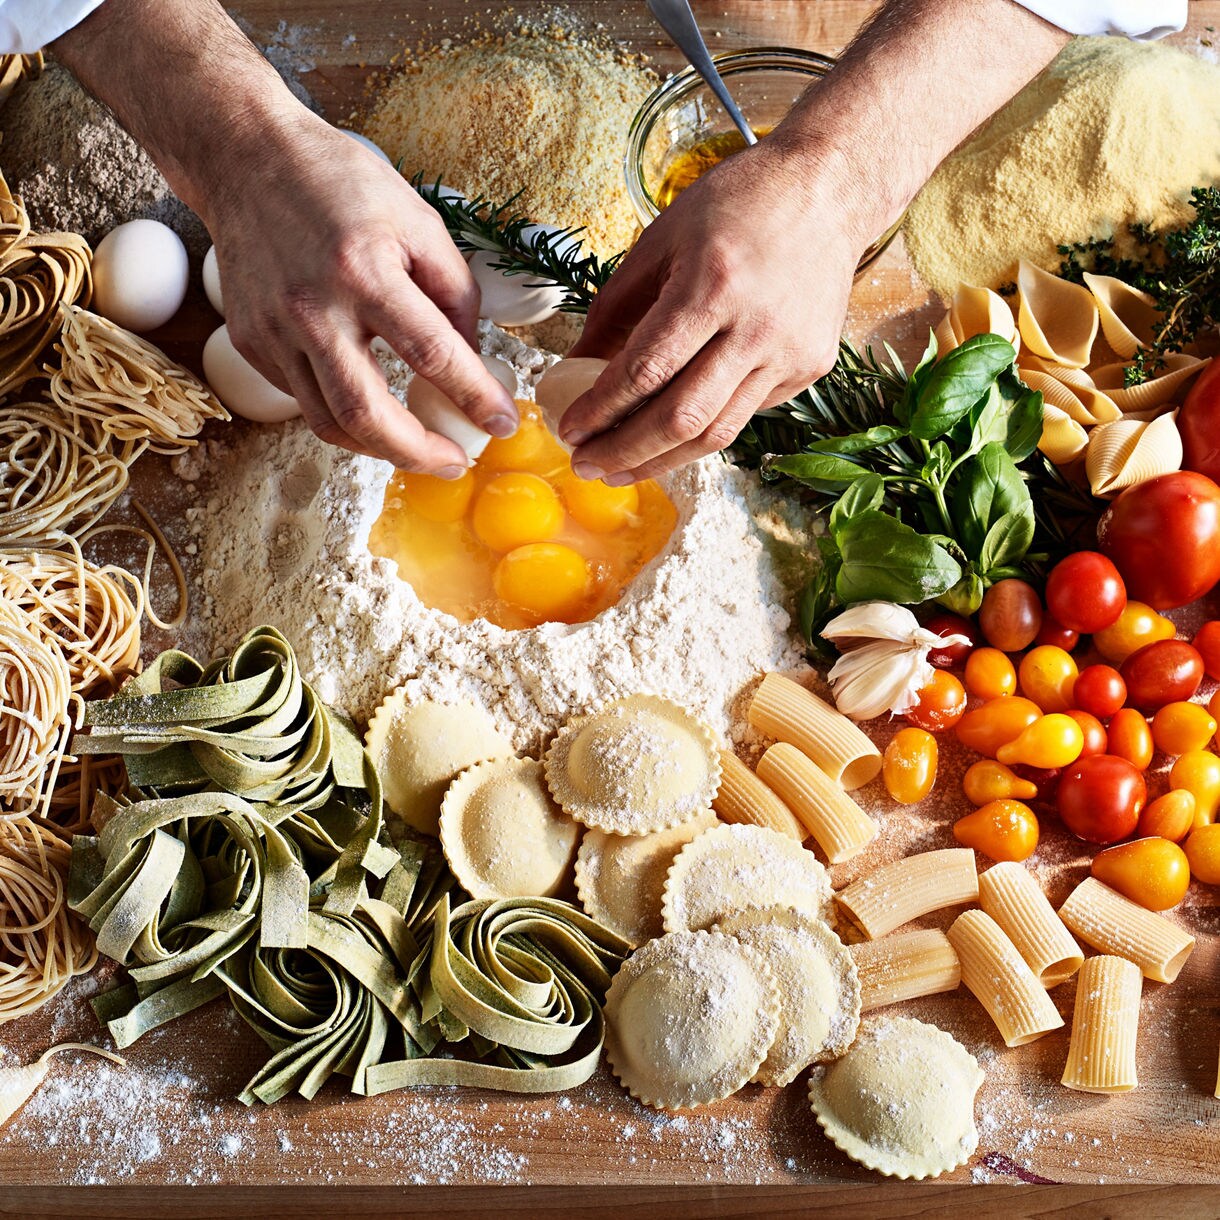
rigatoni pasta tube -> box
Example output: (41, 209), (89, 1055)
(849, 929), (961, 1011)
(1061, 955), (1141, 1094)
(947, 909), (1064, 1047)
(978, 861), (1083, 987)
(835, 848), (978, 940)
(747, 672), (881, 790)
(755, 742), (877, 863)
(712, 750), (805, 842)
(1058, 876), (1195, 983)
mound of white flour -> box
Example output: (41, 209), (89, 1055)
(175, 325), (807, 753)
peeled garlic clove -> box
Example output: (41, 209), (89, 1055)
(535, 357), (609, 449)
(202, 324), (301, 424)
(406, 353), (517, 462)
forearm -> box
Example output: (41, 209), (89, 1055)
(52, 0), (302, 232)
(771, 0), (1069, 246)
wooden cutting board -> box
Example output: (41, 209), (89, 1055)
(2, 2), (1218, 1205)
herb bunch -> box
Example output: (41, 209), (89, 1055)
(414, 176), (621, 314)
(1058, 185), (1220, 385)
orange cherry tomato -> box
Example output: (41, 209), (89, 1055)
(904, 670), (967, 733)
(1067, 710), (1108, 757)
(1192, 620), (1220, 680)
(955, 696), (1042, 758)
(1107, 707), (1154, 770)
(1018, 645), (1078, 713)
(953, 799), (1039, 862)
(962, 759), (1039, 806)
(1092, 601), (1176, 665)
(1210, 688), (1220, 723)
(964, 648), (1017, 700)
(1169, 750), (1220, 827)
(882, 727), (938, 805)
(996, 713), (1085, 769)
(1137, 789), (1196, 842)
(1091, 837), (1191, 910)
(1184, 823), (1220, 884)
(1151, 701), (1217, 756)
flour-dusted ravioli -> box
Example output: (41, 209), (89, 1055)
(661, 823), (833, 934)
(544, 694), (720, 835)
(439, 757), (579, 900)
(365, 693), (514, 836)
(574, 814), (717, 946)
(808, 1015), (984, 1180)
(603, 929), (780, 1110)
(714, 906), (860, 1086)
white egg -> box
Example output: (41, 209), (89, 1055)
(202, 245), (224, 316)
(339, 128), (393, 165)
(535, 357), (609, 449)
(202, 324), (302, 423)
(470, 223), (578, 327)
(91, 219), (189, 333)
(406, 354), (517, 461)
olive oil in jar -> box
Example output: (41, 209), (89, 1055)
(655, 128), (772, 209)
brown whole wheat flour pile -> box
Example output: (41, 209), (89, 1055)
(362, 29), (657, 258)
(903, 37), (1220, 298)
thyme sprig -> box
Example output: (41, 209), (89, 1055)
(413, 176), (622, 314)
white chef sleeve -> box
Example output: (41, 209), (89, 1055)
(0, 0), (106, 54)
(1010, 0), (1187, 39)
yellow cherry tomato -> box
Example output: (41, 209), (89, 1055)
(964, 648), (1017, 700)
(1091, 837), (1191, 911)
(1151, 701), (1217, 756)
(955, 696), (1042, 759)
(493, 543), (589, 623)
(1184, 823), (1220, 884)
(882, 727), (938, 805)
(953, 799), (1039, 862)
(398, 469), (475, 523)
(1169, 749), (1220, 828)
(1092, 600), (1176, 665)
(1107, 707), (1154, 771)
(962, 759), (1039, 806)
(561, 475), (640, 533)
(471, 472), (564, 552)
(1136, 789), (1196, 842)
(996, 713), (1084, 769)
(1017, 645), (1078, 713)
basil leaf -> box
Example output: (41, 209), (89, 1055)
(979, 509), (1036, 573)
(799, 565), (840, 656)
(908, 334), (1017, 440)
(834, 510), (963, 605)
(921, 441), (952, 485)
(764, 452), (867, 487)
(807, 425), (908, 454)
(1002, 380), (1045, 461)
(953, 442), (1033, 558)
(829, 473), (885, 541)
(894, 332), (938, 426)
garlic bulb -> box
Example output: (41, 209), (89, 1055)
(822, 602), (970, 721)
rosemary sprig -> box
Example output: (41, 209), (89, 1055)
(413, 176), (623, 314)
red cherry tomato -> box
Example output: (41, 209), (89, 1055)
(922, 612), (978, 669)
(1178, 357), (1220, 482)
(1098, 471), (1220, 609)
(1044, 551), (1126, 634)
(1119, 640), (1204, 712)
(1056, 755), (1146, 845)
(905, 670), (967, 732)
(1192, 621), (1220, 681)
(1072, 664), (1127, 721)
(1067, 710), (1108, 757)
(978, 579), (1042, 652)
(1034, 615), (1080, 652)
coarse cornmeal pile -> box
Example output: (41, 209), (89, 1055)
(904, 37), (1220, 298)
(362, 29), (656, 258)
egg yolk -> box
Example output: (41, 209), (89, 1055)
(561, 475), (640, 533)
(399, 468), (475, 523)
(478, 408), (554, 472)
(494, 543), (590, 624)
(471, 472), (564, 552)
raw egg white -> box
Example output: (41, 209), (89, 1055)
(406, 354), (516, 462)
(91, 219), (189, 333)
(534, 357), (609, 449)
(202, 324), (301, 423)
(202, 245), (224, 315)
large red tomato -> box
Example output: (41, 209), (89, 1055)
(1097, 472), (1220, 609)
(1179, 360), (1220, 481)
(1056, 755), (1146, 845)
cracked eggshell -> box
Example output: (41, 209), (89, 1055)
(535, 357), (609, 450)
(91, 219), (189, 333)
(202, 245), (224, 316)
(406, 353), (517, 461)
(202, 324), (302, 423)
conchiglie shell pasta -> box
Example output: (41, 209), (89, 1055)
(1018, 358), (1120, 426)
(1016, 261), (1099, 369)
(1085, 411), (1183, 498)
(1038, 405), (1089, 465)
(1083, 273), (1160, 359)
(934, 285), (1019, 355)
(1091, 354), (1209, 415)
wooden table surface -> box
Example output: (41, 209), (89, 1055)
(3, 1), (1219, 1210)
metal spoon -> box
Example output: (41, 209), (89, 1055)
(646, 0), (757, 145)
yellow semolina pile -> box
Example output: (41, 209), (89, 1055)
(363, 29), (657, 259)
(904, 37), (1220, 299)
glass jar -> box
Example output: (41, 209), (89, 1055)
(624, 47), (903, 272)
